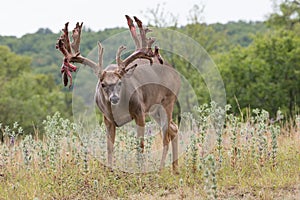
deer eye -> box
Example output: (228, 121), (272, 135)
(101, 83), (106, 88)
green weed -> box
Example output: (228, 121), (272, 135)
(0, 106), (299, 199)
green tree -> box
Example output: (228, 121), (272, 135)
(268, 0), (300, 30)
(0, 46), (71, 134)
(219, 30), (300, 115)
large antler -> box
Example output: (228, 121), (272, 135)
(56, 22), (103, 88)
(116, 15), (164, 76)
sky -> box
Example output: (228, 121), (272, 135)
(0, 0), (275, 37)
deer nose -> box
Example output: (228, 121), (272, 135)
(110, 95), (120, 105)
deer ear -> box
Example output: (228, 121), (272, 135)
(100, 71), (106, 82)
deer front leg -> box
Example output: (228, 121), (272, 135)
(135, 115), (145, 172)
(104, 116), (116, 170)
(134, 111), (146, 153)
(137, 125), (145, 153)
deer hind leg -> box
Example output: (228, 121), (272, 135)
(149, 105), (170, 171)
(159, 111), (176, 172)
(159, 121), (178, 173)
(169, 121), (179, 173)
(150, 104), (178, 173)
(159, 100), (179, 173)
(160, 125), (171, 172)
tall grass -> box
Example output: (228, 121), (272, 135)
(0, 104), (299, 199)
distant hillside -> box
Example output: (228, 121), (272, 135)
(0, 21), (267, 84)
(210, 20), (267, 47)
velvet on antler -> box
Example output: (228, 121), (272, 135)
(56, 22), (102, 88)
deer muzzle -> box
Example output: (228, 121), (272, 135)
(109, 95), (120, 105)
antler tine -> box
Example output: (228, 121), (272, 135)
(56, 22), (101, 88)
(56, 38), (69, 60)
(71, 22), (83, 55)
(116, 45), (127, 67)
(133, 16), (147, 49)
(147, 37), (155, 54)
(56, 22), (72, 59)
(62, 22), (72, 53)
(154, 46), (163, 64)
(125, 15), (140, 49)
(144, 27), (152, 34)
(97, 41), (104, 76)
(115, 15), (167, 74)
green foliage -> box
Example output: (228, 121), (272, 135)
(0, 45), (31, 78)
(210, 21), (268, 48)
(267, 0), (300, 30)
(0, 107), (299, 199)
(0, 46), (71, 133)
(180, 23), (228, 53)
(218, 29), (300, 115)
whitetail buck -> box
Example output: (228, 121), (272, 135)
(56, 15), (181, 172)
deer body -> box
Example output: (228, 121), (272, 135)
(95, 62), (180, 127)
(56, 16), (180, 172)
(95, 61), (180, 171)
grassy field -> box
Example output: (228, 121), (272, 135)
(0, 105), (299, 199)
